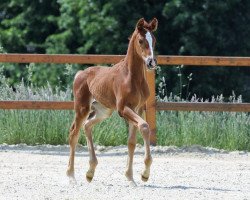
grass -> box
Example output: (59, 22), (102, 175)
(0, 109), (130, 146)
(157, 111), (250, 151)
(0, 108), (249, 151)
(0, 66), (249, 151)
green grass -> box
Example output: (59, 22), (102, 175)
(0, 109), (249, 151)
(157, 111), (250, 151)
(0, 109), (130, 146)
(0, 68), (249, 151)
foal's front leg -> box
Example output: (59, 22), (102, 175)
(121, 106), (152, 182)
(125, 122), (137, 183)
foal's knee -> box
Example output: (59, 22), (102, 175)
(139, 122), (150, 135)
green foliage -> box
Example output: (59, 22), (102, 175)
(161, 0), (250, 101)
(0, 0), (250, 100)
(163, 0), (250, 56)
(0, 0), (59, 53)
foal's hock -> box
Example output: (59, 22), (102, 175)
(66, 18), (158, 184)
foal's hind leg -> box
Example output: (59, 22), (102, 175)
(84, 101), (112, 182)
(66, 100), (91, 178)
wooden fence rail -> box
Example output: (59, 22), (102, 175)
(1, 101), (250, 112)
(0, 101), (74, 110)
(1, 54), (250, 66)
(156, 102), (250, 112)
(1, 54), (250, 145)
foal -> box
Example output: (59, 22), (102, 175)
(66, 18), (158, 183)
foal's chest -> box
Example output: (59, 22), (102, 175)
(126, 80), (150, 109)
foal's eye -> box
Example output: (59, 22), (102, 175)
(139, 39), (143, 44)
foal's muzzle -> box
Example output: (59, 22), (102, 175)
(146, 57), (157, 70)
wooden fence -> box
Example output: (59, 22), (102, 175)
(1, 54), (250, 145)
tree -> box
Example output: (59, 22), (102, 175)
(0, 0), (59, 53)
(0, 0), (62, 86)
(0, 0), (250, 101)
(161, 0), (250, 101)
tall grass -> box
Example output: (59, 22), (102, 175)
(157, 111), (250, 151)
(0, 108), (129, 146)
(0, 65), (249, 150)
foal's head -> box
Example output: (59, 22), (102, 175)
(134, 18), (158, 69)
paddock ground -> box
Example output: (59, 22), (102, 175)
(0, 144), (249, 200)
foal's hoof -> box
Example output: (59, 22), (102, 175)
(141, 174), (149, 182)
(86, 175), (93, 183)
(86, 170), (95, 183)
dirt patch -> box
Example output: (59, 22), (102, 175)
(0, 144), (249, 200)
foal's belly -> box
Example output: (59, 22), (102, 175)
(86, 67), (117, 109)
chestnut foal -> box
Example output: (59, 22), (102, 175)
(66, 18), (158, 184)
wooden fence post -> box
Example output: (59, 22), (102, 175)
(146, 69), (157, 145)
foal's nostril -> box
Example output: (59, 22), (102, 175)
(154, 58), (157, 66)
(146, 58), (153, 67)
(146, 57), (157, 69)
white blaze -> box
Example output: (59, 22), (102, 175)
(145, 31), (154, 58)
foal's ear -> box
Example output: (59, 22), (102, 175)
(149, 18), (158, 32)
(136, 18), (145, 33)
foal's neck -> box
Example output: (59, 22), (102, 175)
(124, 32), (145, 79)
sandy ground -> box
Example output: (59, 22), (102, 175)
(0, 144), (249, 200)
